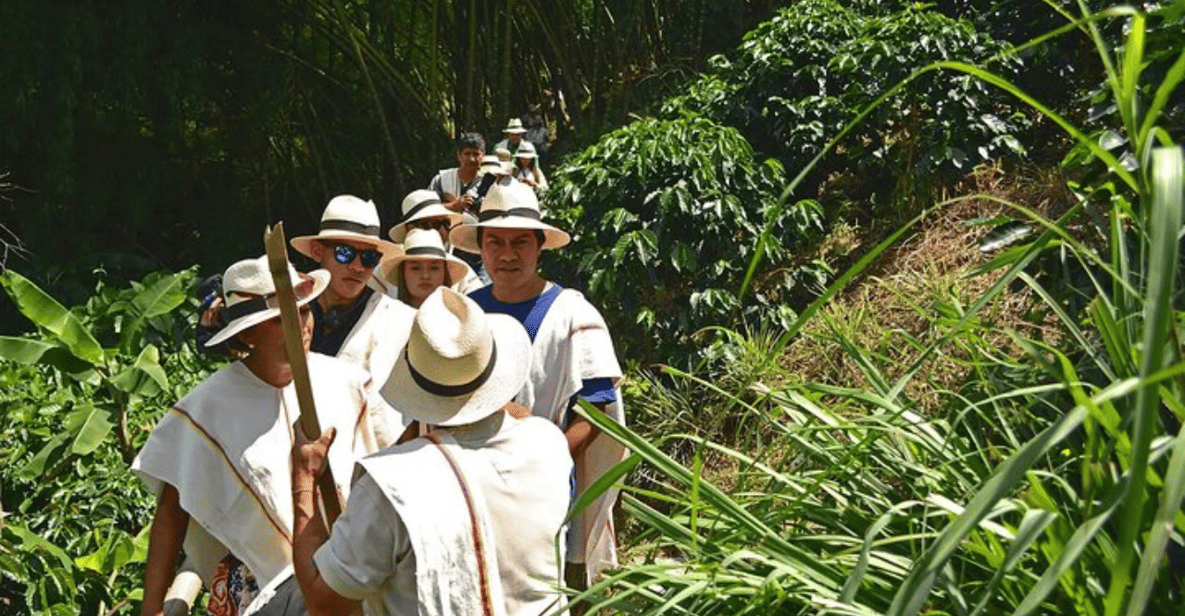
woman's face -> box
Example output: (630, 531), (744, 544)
(404, 259), (446, 305)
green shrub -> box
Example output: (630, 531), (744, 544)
(0, 267), (216, 615)
(545, 116), (825, 365)
(662, 0), (1028, 207)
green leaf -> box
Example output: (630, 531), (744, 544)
(119, 272), (191, 352)
(16, 435), (69, 481)
(0, 271), (104, 365)
(110, 345), (168, 399)
(65, 404), (114, 456)
(0, 335), (94, 378)
(978, 220), (1034, 252)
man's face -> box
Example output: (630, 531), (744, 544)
(480, 227), (542, 290)
(507, 133), (522, 145)
(242, 303), (314, 357)
(312, 239), (381, 303)
(457, 147), (483, 174)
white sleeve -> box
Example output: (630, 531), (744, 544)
(313, 474), (411, 600)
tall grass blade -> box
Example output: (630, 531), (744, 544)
(575, 400), (846, 592)
(1103, 143), (1183, 615)
(1125, 146), (1185, 615)
(884, 375), (1150, 615)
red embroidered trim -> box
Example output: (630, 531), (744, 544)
(169, 406), (292, 544)
(425, 433), (496, 616)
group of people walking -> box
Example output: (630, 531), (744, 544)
(134, 120), (622, 616)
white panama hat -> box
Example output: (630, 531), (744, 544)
(479, 154), (514, 177)
(381, 287), (531, 427)
(449, 181), (570, 254)
(502, 117), (527, 134)
(381, 227), (471, 289)
(515, 140), (538, 159)
(204, 255), (330, 347)
(290, 194), (400, 258)
(388, 189), (465, 243)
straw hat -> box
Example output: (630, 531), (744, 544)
(449, 181), (570, 254)
(502, 118), (527, 134)
(515, 141), (538, 159)
(290, 194), (399, 258)
(381, 288), (530, 427)
(479, 154), (513, 177)
(381, 227), (471, 289)
(388, 189), (465, 243)
(205, 255), (330, 347)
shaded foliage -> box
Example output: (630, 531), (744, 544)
(0, 268), (218, 614)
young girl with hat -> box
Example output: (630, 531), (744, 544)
(381, 227), (471, 308)
(513, 140), (548, 192)
(381, 189), (482, 299)
(135, 255), (406, 616)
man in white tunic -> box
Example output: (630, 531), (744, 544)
(135, 256), (404, 616)
(291, 288), (572, 616)
(289, 194), (416, 386)
(450, 182), (626, 592)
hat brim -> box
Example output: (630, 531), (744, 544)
(381, 314), (530, 426)
(380, 252), (472, 288)
(290, 232), (400, 260)
(503, 128), (527, 134)
(449, 219), (571, 254)
(205, 269), (330, 347)
(388, 206), (466, 243)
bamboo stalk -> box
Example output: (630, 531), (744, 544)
(264, 222), (343, 524)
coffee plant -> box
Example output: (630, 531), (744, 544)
(662, 0), (1029, 208)
(545, 116), (825, 366)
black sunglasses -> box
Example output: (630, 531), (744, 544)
(332, 243), (382, 268)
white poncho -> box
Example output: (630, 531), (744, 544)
(132, 354), (403, 611)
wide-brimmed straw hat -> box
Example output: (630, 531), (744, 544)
(205, 255), (330, 347)
(290, 194), (399, 258)
(502, 117), (527, 134)
(479, 154), (513, 177)
(381, 287), (530, 427)
(381, 228), (471, 288)
(388, 189), (465, 243)
(449, 181), (570, 254)
(515, 141), (538, 159)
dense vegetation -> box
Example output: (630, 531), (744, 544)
(3, 1), (1185, 615)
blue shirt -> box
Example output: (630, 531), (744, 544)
(469, 283), (617, 407)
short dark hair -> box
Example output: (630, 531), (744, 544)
(477, 227), (545, 248)
(456, 132), (485, 152)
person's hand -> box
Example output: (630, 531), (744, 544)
(501, 401), (531, 419)
(199, 296), (224, 327)
(522, 177), (536, 187)
(292, 425), (336, 487)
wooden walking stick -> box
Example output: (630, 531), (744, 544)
(264, 222), (343, 524)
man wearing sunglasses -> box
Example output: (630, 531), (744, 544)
(290, 195), (415, 386)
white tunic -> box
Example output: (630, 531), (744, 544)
(336, 289), (417, 389)
(516, 289), (626, 582)
(131, 354), (404, 611)
(314, 414), (571, 616)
